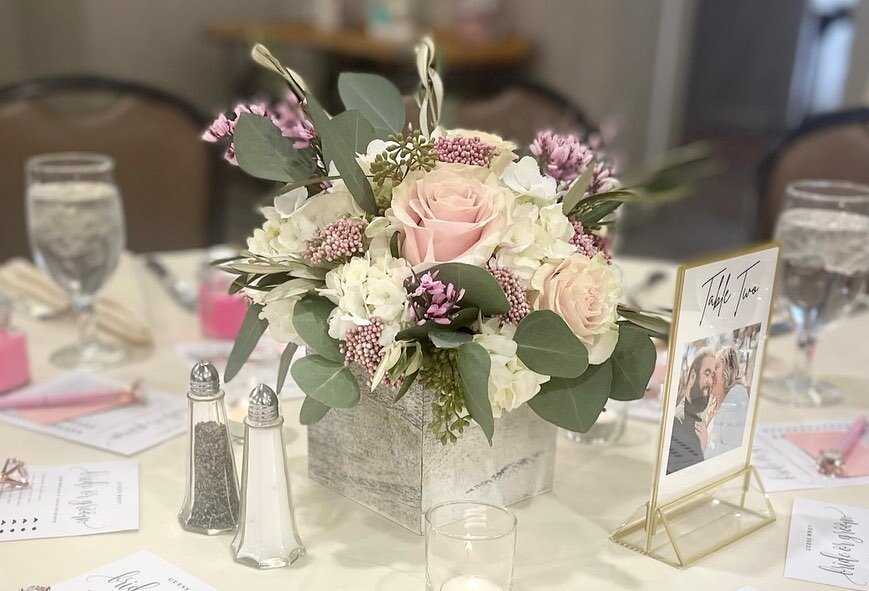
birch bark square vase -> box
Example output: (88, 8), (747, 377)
(307, 374), (557, 534)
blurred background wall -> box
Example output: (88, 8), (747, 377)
(1, 0), (867, 259)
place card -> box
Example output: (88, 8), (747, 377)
(785, 497), (869, 590)
(53, 551), (216, 591)
(0, 460), (138, 542)
(0, 372), (185, 455)
(753, 420), (869, 492)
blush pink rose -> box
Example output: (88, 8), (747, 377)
(390, 163), (511, 268)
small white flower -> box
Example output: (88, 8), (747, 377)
(494, 202), (574, 283)
(500, 156), (557, 204)
(258, 297), (299, 344)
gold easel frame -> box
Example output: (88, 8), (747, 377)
(611, 243), (780, 568)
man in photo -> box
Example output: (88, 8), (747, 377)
(666, 347), (715, 474)
(696, 345), (750, 459)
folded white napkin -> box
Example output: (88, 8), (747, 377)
(0, 255), (153, 346)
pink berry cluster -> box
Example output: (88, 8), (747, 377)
(202, 92), (314, 165)
(341, 317), (387, 382)
(304, 218), (367, 265)
(433, 135), (496, 167)
(570, 222), (612, 263)
(406, 271), (465, 326)
(529, 131), (593, 185)
(488, 265), (531, 325)
(590, 161), (618, 195)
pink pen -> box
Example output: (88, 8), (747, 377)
(817, 416), (868, 476)
(0, 381), (142, 411)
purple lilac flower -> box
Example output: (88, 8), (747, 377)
(406, 271), (465, 326)
(433, 135), (496, 167)
(488, 265), (531, 325)
(529, 130), (593, 185)
(304, 218), (367, 265)
(202, 93), (313, 165)
(570, 221), (612, 263)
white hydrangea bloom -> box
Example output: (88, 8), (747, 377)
(320, 254), (412, 346)
(258, 297), (299, 344)
(473, 320), (550, 418)
(500, 156), (557, 205)
(494, 202), (574, 283)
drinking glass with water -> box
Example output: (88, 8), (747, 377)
(26, 153), (127, 369)
(767, 180), (869, 406)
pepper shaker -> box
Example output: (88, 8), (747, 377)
(232, 384), (306, 568)
(178, 361), (239, 534)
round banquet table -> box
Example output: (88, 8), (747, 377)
(2, 251), (868, 590)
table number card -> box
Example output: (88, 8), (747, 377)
(786, 497), (869, 590)
(0, 460), (138, 542)
(53, 551), (217, 591)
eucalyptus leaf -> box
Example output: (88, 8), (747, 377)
(389, 232), (401, 258)
(338, 72), (406, 136)
(292, 294), (343, 363)
(574, 200), (621, 227)
(276, 342), (298, 394)
(617, 305), (671, 340)
(609, 324), (657, 401)
(396, 307), (479, 341)
(513, 311), (588, 378)
(306, 96), (378, 214)
(392, 370), (418, 403)
(330, 110), (377, 155)
(429, 329), (473, 349)
(262, 277), (322, 302)
(291, 355), (360, 408)
(456, 342), (494, 444)
(427, 263), (509, 316)
(224, 303), (267, 382)
(527, 361), (612, 432)
(299, 395), (331, 425)
(561, 163), (595, 215)
(234, 114), (314, 182)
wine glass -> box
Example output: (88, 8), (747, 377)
(26, 153), (127, 369)
(766, 180), (869, 406)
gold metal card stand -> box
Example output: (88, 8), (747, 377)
(610, 466), (775, 568)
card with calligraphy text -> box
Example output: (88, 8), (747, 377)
(0, 460), (138, 542)
(53, 551), (217, 591)
(650, 244), (779, 507)
(786, 497), (869, 590)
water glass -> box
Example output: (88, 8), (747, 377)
(425, 501), (517, 591)
(25, 153), (127, 369)
(766, 180), (869, 406)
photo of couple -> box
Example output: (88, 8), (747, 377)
(666, 323), (762, 475)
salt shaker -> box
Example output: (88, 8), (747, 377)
(178, 361), (240, 534)
(232, 384), (306, 568)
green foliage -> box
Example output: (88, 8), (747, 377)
(420, 348), (470, 444)
(276, 342), (298, 394)
(513, 311), (589, 378)
(306, 95), (378, 214)
(329, 110), (377, 156)
(426, 263), (509, 316)
(392, 370), (418, 403)
(528, 361), (613, 433)
(292, 294), (343, 363)
(299, 395), (331, 425)
(233, 113), (314, 182)
(369, 129), (437, 194)
(290, 355), (360, 408)
(224, 303), (268, 383)
(396, 307), (479, 341)
(609, 323), (657, 401)
(617, 305), (671, 340)
(456, 342), (494, 445)
(561, 163), (595, 215)
(337, 72), (406, 137)
(429, 329), (473, 349)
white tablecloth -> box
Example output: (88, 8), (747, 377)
(1, 251), (867, 590)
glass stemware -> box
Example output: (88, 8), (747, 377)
(766, 180), (869, 406)
(25, 153), (127, 369)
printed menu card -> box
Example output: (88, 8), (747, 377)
(0, 460), (138, 542)
(52, 551), (217, 591)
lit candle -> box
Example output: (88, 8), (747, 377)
(440, 575), (504, 591)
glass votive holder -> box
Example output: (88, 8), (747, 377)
(425, 501), (517, 591)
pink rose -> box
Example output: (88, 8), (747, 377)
(390, 163), (511, 268)
(530, 253), (621, 364)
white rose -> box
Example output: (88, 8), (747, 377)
(530, 253), (621, 364)
(500, 156), (557, 204)
(473, 321), (550, 417)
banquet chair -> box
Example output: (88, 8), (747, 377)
(756, 107), (869, 239)
(0, 76), (223, 259)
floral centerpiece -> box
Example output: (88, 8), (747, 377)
(213, 40), (669, 530)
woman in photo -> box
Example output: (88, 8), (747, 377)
(697, 345), (750, 459)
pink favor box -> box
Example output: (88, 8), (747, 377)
(0, 331), (30, 394)
(199, 284), (247, 340)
